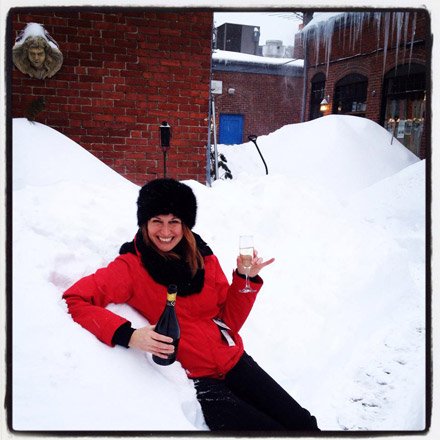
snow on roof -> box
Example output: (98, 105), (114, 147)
(300, 12), (345, 33)
(212, 49), (303, 67)
(299, 11), (420, 75)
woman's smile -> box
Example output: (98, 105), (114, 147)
(158, 236), (173, 243)
(147, 214), (183, 252)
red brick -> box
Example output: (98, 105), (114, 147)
(11, 10), (212, 184)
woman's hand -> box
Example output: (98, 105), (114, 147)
(128, 325), (175, 359)
(237, 249), (275, 278)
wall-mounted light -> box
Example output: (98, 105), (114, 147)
(228, 88), (235, 95)
(320, 95), (330, 113)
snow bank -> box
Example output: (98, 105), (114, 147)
(12, 116), (425, 431)
(218, 115), (419, 200)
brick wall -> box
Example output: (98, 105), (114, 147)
(305, 46), (427, 123)
(211, 70), (303, 142)
(11, 9), (213, 185)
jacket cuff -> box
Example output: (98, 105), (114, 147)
(234, 269), (263, 284)
(111, 321), (135, 348)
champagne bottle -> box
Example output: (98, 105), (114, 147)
(152, 284), (180, 366)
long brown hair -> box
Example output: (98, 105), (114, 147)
(141, 223), (204, 277)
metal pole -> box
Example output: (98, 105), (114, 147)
(300, 37), (308, 122)
(206, 92), (213, 186)
(248, 135), (268, 175)
(206, 22), (216, 187)
(163, 151), (167, 177)
(211, 95), (219, 180)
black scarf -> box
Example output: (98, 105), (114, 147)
(119, 230), (213, 297)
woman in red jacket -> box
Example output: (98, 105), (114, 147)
(63, 178), (319, 431)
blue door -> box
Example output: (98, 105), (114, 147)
(219, 114), (244, 145)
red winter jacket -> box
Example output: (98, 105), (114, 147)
(63, 250), (263, 379)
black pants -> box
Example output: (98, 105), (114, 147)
(193, 352), (320, 432)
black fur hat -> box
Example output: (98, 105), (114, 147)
(137, 178), (197, 229)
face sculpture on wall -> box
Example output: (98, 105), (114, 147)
(12, 23), (63, 79)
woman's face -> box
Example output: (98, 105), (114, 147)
(147, 214), (184, 252)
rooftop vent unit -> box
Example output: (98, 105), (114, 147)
(216, 23), (261, 55)
(262, 40), (286, 58)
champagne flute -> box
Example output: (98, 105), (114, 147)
(239, 235), (256, 293)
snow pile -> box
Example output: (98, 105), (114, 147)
(12, 116), (425, 431)
(218, 115), (418, 200)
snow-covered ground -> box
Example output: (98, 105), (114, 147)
(12, 115), (426, 432)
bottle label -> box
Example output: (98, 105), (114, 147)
(166, 293), (177, 305)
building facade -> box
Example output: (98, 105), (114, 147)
(10, 9), (430, 187)
(296, 10), (430, 158)
(10, 9), (213, 185)
(211, 54), (303, 145)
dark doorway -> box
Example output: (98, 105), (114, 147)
(309, 72), (326, 120)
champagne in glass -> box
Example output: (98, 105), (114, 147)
(239, 235), (256, 293)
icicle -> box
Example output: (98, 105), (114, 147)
(375, 12), (382, 59)
(348, 14), (353, 52)
(391, 11), (396, 53)
(354, 13), (360, 50)
(300, 23), (317, 66)
(402, 12), (410, 62)
(382, 12), (391, 76)
(325, 13), (352, 74)
(339, 15), (344, 50)
(324, 19), (335, 78)
(352, 13), (364, 52)
(300, 11), (416, 77)
(314, 26), (320, 67)
(394, 12), (405, 70)
(408, 12), (417, 70)
(342, 13), (348, 52)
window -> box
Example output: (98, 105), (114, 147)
(382, 63), (426, 156)
(309, 72), (326, 120)
(333, 73), (368, 115)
